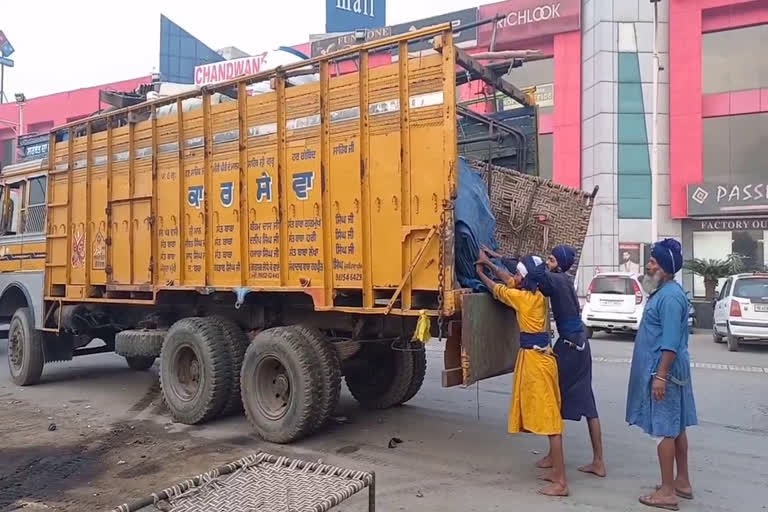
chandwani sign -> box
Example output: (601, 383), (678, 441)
(687, 183), (768, 216)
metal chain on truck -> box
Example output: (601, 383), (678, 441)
(437, 203), (447, 343)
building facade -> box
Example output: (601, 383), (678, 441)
(0, 76), (151, 167)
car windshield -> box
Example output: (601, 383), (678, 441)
(591, 276), (633, 295)
(733, 278), (768, 300)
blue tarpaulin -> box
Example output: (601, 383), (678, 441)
(454, 158), (507, 291)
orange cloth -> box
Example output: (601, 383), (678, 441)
(508, 347), (563, 436)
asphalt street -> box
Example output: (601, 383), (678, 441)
(1, 331), (767, 511)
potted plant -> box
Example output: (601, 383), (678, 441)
(683, 254), (743, 302)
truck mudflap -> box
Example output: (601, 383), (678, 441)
(442, 292), (521, 387)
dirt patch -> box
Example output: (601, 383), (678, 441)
(0, 401), (260, 511)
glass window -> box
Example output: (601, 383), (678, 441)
(732, 230), (764, 271)
(733, 277), (768, 299)
(703, 113), (768, 184)
(28, 177), (46, 205)
(703, 24), (768, 94)
(591, 276), (634, 295)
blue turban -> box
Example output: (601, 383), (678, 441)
(651, 238), (683, 275)
(552, 244), (576, 272)
(516, 255), (546, 292)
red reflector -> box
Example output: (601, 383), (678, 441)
(633, 280), (643, 305)
(730, 300), (742, 317)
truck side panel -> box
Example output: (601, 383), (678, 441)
(45, 31), (458, 315)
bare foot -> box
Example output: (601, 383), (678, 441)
(639, 491), (679, 510)
(537, 482), (569, 497)
(535, 455), (553, 469)
(655, 482), (693, 500)
(578, 460), (606, 478)
(537, 471), (554, 483)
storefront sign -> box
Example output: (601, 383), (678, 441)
(693, 218), (768, 232)
(477, 0), (580, 48)
(391, 8), (478, 53)
(326, 0), (386, 33)
(497, 83), (553, 111)
(688, 183), (768, 216)
(311, 26), (392, 57)
(194, 54), (268, 87)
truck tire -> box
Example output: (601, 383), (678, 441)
(115, 329), (166, 358)
(125, 356), (156, 371)
(401, 348), (427, 404)
(240, 327), (323, 443)
(7, 307), (45, 386)
(210, 316), (249, 417)
(160, 317), (232, 425)
(289, 325), (341, 430)
(345, 344), (415, 410)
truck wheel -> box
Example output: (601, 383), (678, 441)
(345, 344), (415, 410)
(7, 307), (44, 386)
(210, 316), (249, 417)
(125, 356), (156, 371)
(115, 329), (166, 358)
(160, 318), (232, 425)
(401, 348), (427, 404)
(289, 325), (341, 430)
(240, 327), (323, 443)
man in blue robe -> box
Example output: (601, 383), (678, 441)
(626, 239), (697, 511)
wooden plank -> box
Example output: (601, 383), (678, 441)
(84, 123), (92, 290)
(237, 82), (249, 285)
(440, 30), (459, 316)
(435, 38), (531, 108)
(150, 105), (159, 285)
(65, 128), (74, 286)
(128, 122), (135, 284)
(398, 40), (413, 311)
(202, 92), (213, 286)
(275, 75), (289, 286)
(319, 60), (334, 306)
(460, 293), (520, 386)
(176, 98), (186, 285)
(105, 120), (114, 283)
(359, 50), (373, 309)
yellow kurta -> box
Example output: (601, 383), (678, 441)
(492, 283), (563, 436)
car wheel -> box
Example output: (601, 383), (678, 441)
(584, 326), (594, 339)
(713, 328), (724, 344)
(727, 333), (740, 352)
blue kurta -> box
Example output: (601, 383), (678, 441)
(626, 280), (698, 437)
(539, 271), (598, 421)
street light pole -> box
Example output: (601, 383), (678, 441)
(650, 0), (661, 244)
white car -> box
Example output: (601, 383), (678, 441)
(581, 272), (647, 337)
(712, 273), (768, 351)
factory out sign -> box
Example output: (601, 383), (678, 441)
(478, 0), (580, 48)
(194, 54), (268, 87)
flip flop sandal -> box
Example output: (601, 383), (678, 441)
(639, 495), (680, 511)
(655, 485), (694, 500)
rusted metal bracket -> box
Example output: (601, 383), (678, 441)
(384, 226), (437, 315)
(434, 37), (531, 108)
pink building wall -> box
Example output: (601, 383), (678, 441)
(0, 76), (151, 162)
(669, 0), (766, 218)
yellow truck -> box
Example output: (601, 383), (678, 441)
(0, 25), (595, 443)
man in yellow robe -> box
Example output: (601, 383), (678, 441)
(476, 250), (568, 497)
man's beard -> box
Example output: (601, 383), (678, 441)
(642, 270), (664, 294)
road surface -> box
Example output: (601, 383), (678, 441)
(1, 331), (767, 511)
